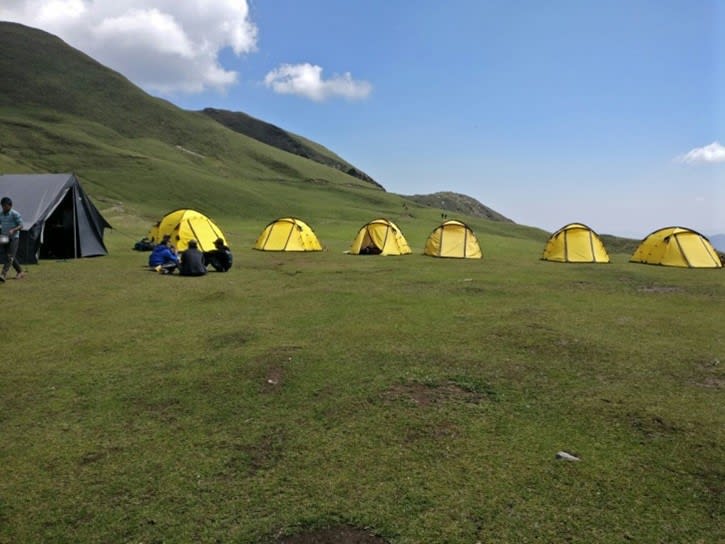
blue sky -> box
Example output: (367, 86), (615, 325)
(3, 1), (723, 237)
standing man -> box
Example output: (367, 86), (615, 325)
(0, 197), (25, 282)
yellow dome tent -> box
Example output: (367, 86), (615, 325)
(148, 209), (227, 252)
(630, 227), (722, 268)
(424, 219), (482, 259)
(348, 218), (411, 255)
(542, 223), (610, 263)
(254, 217), (323, 251)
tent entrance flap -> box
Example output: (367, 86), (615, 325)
(348, 219), (411, 256)
(39, 187), (78, 259)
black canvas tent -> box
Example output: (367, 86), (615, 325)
(0, 173), (111, 263)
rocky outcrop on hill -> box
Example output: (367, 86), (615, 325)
(403, 191), (514, 222)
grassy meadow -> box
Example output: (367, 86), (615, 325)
(0, 211), (722, 543)
(0, 22), (722, 542)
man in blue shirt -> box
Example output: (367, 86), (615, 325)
(0, 197), (25, 282)
(148, 235), (179, 274)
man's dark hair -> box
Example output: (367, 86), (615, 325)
(188, 239), (198, 249)
(0, 197), (12, 206)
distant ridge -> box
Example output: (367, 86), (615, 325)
(202, 108), (384, 190)
(404, 191), (514, 223)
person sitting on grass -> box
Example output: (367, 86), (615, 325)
(204, 237), (233, 272)
(148, 235), (179, 274)
(179, 239), (207, 277)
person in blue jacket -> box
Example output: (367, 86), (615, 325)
(148, 235), (179, 274)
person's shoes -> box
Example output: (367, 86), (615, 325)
(154, 265), (163, 273)
(15, 271), (25, 280)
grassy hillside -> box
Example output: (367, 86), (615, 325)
(0, 22), (386, 222)
(202, 108), (384, 190)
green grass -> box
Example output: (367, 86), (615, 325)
(0, 221), (722, 543)
(0, 21), (721, 543)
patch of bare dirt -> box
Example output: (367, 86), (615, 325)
(637, 285), (681, 293)
(253, 346), (303, 393)
(694, 376), (724, 389)
(404, 420), (460, 443)
(383, 382), (485, 406)
(137, 397), (184, 424)
(693, 358), (723, 389)
(207, 330), (255, 347)
(225, 429), (286, 476)
(629, 413), (678, 440)
(697, 467), (724, 506)
(264, 364), (285, 391)
(78, 446), (121, 466)
(275, 525), (388, 543)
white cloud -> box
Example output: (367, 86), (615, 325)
(0, 0), (258, 94)
(678, 142), (725, 164)
(265, 63), (372, 102)
(35, 0), (86, 24)
(93, 9), (194, 58)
